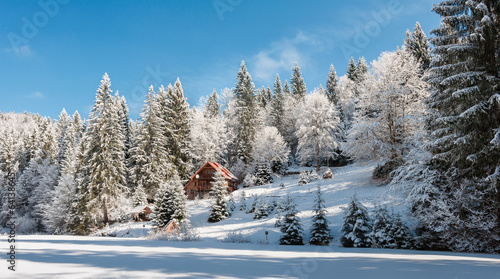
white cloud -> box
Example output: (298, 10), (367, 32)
(24, 92), (44, 99)
(251, 31), (318, 82)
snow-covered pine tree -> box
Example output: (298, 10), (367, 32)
(309, 186), (332, 245)
(132, 184), (148, 207)
(208, 169), (229, 222)
(409, 0), (500, 252)
(253, 201), (269, 220)
(355, 57), (368, 85)
(239, 190), (247, 211)
(298, 171), (309, 186)
(340, 195), (372, 247)
(270, 74), (286, 137)
(76, 73), (128, 229)
(253, 162), (273, 186)
(164, 78), (193, 180)
(346, 57), (357, 82)
(295, 89), (340, 172)
(153, 173), (189, 229)
(389, 213), (413, 249)
(231, 61), (258, 165)
(204, 89), (220, 119)
(404, 22), (431, 71)
(56, 109), (71, 166)
(251, 126), (290, 175)
(370, 206), (393, 248)
(16, 119), (59, 233)
(326, 64), (339, 105)
(290, 62), (306, 101)
(227, 193), (236, 213)
(131, 86), (171, 199)
(279, 195), (304, 245)
(44, 111), (84, 234)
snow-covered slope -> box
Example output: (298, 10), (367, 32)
(99, 164), (405, 244)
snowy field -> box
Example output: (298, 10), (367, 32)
(2, 234), (500, 278)
(2, 164), (500, 278)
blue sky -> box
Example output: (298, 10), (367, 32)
(1, 0), (440, 120)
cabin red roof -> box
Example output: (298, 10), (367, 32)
(190, 162), (237, 180)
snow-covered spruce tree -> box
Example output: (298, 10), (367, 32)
(230, 61), (258, 165)
(56, 109), (71, 166)
(253, 162), (273, 186)
(204, 89), (221, 119)
(404, 22), (431, 72)
(402, 0), (500, 252)
(239, 190), (247, 211)
(251, 126), (290, 175)
(290, 62), (307, 101)
(355, 57), (368, 85)
(270, 74), (286, 137)
(132, 184), (148, 207)
(370, 206), (393, 248)
(347, 57), (357, 82)
(345, 49), (428, 168)
(256, 85), (272, 109)
(298, 171), (309, 186)
(309, 186), (332, 246)
(227, 193), (236, 213)
(295, 89), (340, 172)
(163, 78), (193, 180)
(131, 86), (171, 199)
(44, 111), (85, 234)
(208, 169), (230, 223)
(15, 118), (59, 233)
(279, 196), (304, 245)
(253, 201), (269, 220)
(340, 195), (372, 247)
(153, 173), (189, 230)
(326, 64), (339, 105)
(389, 213), (413, 249)
(75, 74), (129, 230)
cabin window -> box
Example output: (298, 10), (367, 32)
(194, 182), (197, 186)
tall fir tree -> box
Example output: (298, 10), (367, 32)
(404, 22), (431, 71)
(164, 78), (193, 180)
(309, 186), (332, 245)
(131, 86), (171, 199)
(340, 195), (372, 247)
(279, 195), (304, 245)
(75, 73), (128, 229)
(270, 74), (285, 137)
(418, 0), (500, 252)
(290, 62), (307, 101)
(204, 89), (220, 119)
(326, 64), (339, 105)
(208, 170), (229, 223)
(347, 57), (357, 82)
(153, 173), (189, 229)
(232, 61), (258, 165)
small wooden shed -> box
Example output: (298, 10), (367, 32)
(163, 219), (180, 234)
(130, 205), (154, 221)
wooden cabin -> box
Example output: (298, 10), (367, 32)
(163, 219), (180, 234)
(184, 162), (238, 200)
(130, 205), (154, 221)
